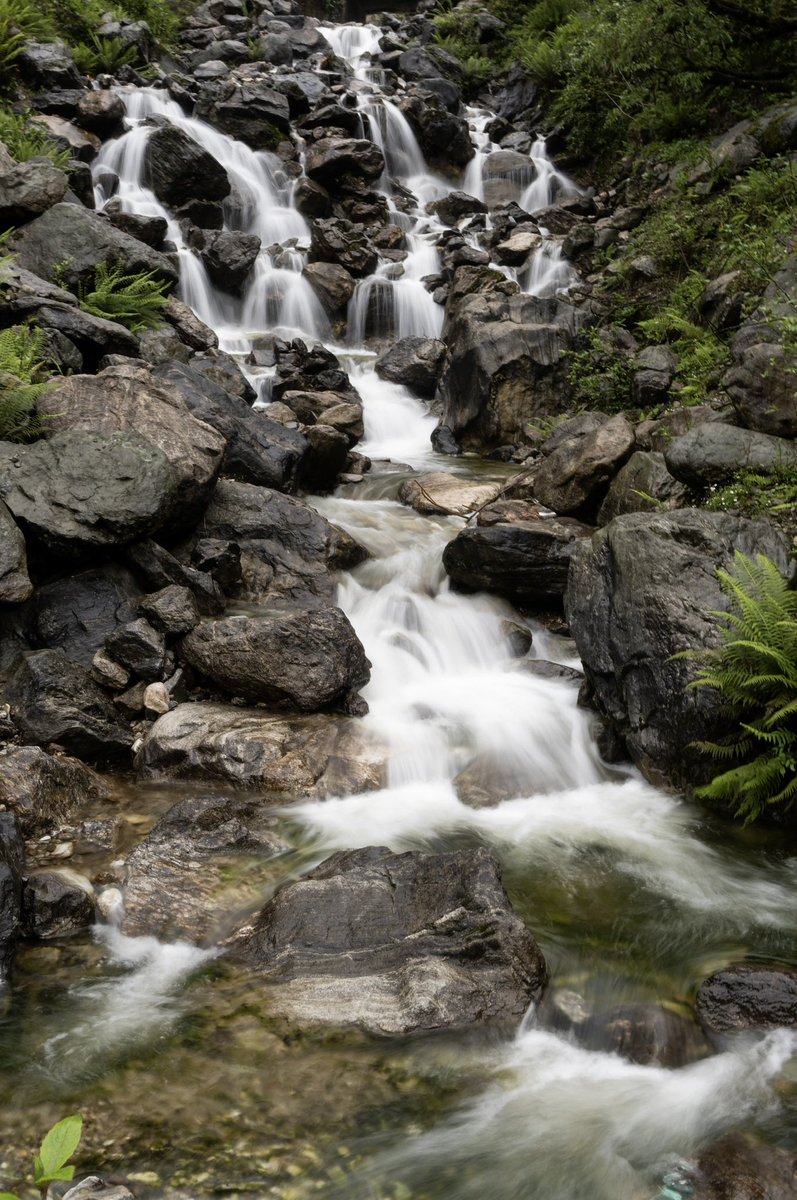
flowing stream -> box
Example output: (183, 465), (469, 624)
(2, 18), (797, 1200)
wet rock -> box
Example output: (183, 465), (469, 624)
(22, 868), (95, 939)
(7, 649), (133, 763)
(137, 702), (386, 796)
(75, 90), (126, 136)
(696, 963), (797, 1034)
(533, 413), (636, 517)
(494, 228), (542, 266)
(398, 473), (501, 517)
(106, 618), (166, 683)
(0, 814), (23, 980)
(199, 229), (261, 294)
(400, 93), (474, 170)
(164, 296), (219, 351)
(444, 514), (593, 604)
(91, 649), (130, 691)
(179, 609), (369, 712)
(152, 360), (307, 491)
(18, 42), (82, 89)
(302, 260), (356, 314)
(0, 746), (111, 838)
(565, 510), (791, 791)
(582, 1004), (708, 1067)
(0, 161), (69, 225)
(27, 566), (140, 668)
(310, 217), (378, 277)
(196, 79), (291, 147)
(0, 432), (180, 557)
(692, 1134), (797, 1200)
(482, 149), (534, 207)
(105, 208), (168, 248)
(125, 539), (225, 617)
(429, 190), (487, 227)
(375, 336), (447, 398)
(64, 1177), (134, 1200)
(231, 845), (547, 1037)
(138, 586), (199, 636)
(192, 538), (242, 590)
(397, 45), (462, 83)
(597, 451), (690, 526)
(38, 364), (226, 524)
(664, 423), (797, 488)
(121, 794), (287, 941)
(283, 391), (364, 445)
(298, 424), (350, 492)
(517, 659), (583, 682)
(305, 137), (385, 186)
(431, 425), (462, 455)
(10, 202), (177, 291)
(0, 500), (32, 606)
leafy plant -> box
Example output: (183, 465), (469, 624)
(0, 0), (55, 74)
(77, 261), (169, 331)
(0, 325), (56, 442)
(565, 327), (635, 413)
(704, 466), (797, 527)
(0, 1114), (83, 1200)
(686, 553), (797, 823)
(0, 109), (71, 168)
(72, 32), (138, 73)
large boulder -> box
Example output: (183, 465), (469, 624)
(0, 431), (180, 557)
(444, 513), (593, 604)
(152, 361), (307, 491)
(22, 868), (95, 939)
(305, 137), (385, 186)
(0, 161), (69, 225)
(179, 609), (370, 712)
(533, 413), (636, 517)
(400, 92), (474, 170)
(597, 451), (690, 526)
(230, 845), (548, 1037)
(0, 746), (111, 837)
(664, 423), (797, 488)
(125, 539), (225, 616)
(565, 510), (791, 790)
(17, 41), (82, 88)
(692, 1135), (797, 1200)
(195, 79), (291, 147)
(310, 218), (377, 277)
(696, 963), (797, 1035)
(199, 230), (261, 294)
(143, 125), (230, 209)
(0, 814), (23, 981)
(10, 203), (178, 291)
(6, 649), (133, 762)
(725, 257), (797, 439)
(26, 565), (140, 667)
(0, 500), (32, 605)
(136, 702), (386, 797)
(375, 336), (447, 398)
(302, 261), (356, 315)
(38, 365), (226, 523)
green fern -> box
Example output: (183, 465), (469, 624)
(77, 261), (169, 332)
(0, 109), (71, 169)
(72, 33), (138, 74)
(0, 326), (55, 443)
(0, 0), (55, 73)
(685, 552), (797, 822)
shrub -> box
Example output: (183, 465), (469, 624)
(0, 109), (71, 168)
(687, 553), (797, 823)
(0, 325), (55, 442)
(0, 0), (55, 75)
(77, 260), (169, 331)
(72, 33), (138, 73)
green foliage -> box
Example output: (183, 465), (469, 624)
(638, 272), (730, 403)
(0, 109), (71, 168)
(0, 325), (56, 443)
(0, 0), (54, 74)
(72, 32), (138, 73)
(704, 467), (797, 527)
(1, 1114), (83, 1200)
(565, 327), (635, 413)
(686, 553), (797, 823)
(77, 261), (169, 331)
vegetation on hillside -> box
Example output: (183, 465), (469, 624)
(76, 261), (170, 331)
(0, 325), (56, 442)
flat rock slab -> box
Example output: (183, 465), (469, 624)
(231, 845), (547, 1037)
(136, 702), (386, 797)
(398, 472), (502, 517)
(696, 963), (797, 1034)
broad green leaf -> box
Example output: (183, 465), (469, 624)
(37, 1167), (76, 1187)
(35, 1115), (83, 1180)
(0, 1191), (21, 1199)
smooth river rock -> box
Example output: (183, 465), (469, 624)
(0, 745), (111, 837)
(696, 963), (797, 1035)
(398, 473), (502, 517)
(231, 845), (548, 1037)
(664, 422), (797, 488)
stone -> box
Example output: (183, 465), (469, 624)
(375, 337), (447, 398)
(163, 296), (219, 351)
(105, 208), (168, 248)
(311, 217), (377, 277)
(179, 609), (370, 712)
(481, 149), (534, 206)
(35, 113), (100, 161)
(302, 260), (356, 313)
(0, 161), (69, 224)
(75, 90), (126, 136)
(18, 42), (82, 89)
(138, 586), (199, 636)
(10, 203), (177, 291)
(400, 92), (474, 170)
(444, 515), (593, 604)
(0, 500), (32, 606)
(429, 191), (487, 227)
(38, 364), (226, 526)
(665, 423), (797, 488)
(0, 432), (180, 557)
(692, 1135), (797, 1200)
(580, 1004), (708, 1067)
(191, 538), (242, 589)
(91, 649), (130, 690)
(494, 228), (543, 266)
(124, 540), (225, 617)
(565, 510), (791, 791)
(725, 343), (797, 439)
(0, 814), (23, 979)
(195, 79), (291, 147)
(230, 845), (547, 1037)
(143, 682), (170, 715)
(533, 414), (636, 517)
(298, 423), (349, 492)
(137, 702), (386, 796)
(120, 795), (287, 940)
(105, 618), (166, 683)
(398, 472), (501, 517)
(199, 229), (261, 294)
(597, 451), (690, 526)
(0, 746), (110, 837)
(305, 137), (385, 186)
(64, 1178), (133, 1200)
(696, 963), (797, 1034)
(6, 650), (133, 762)
(22, 868), (95, 938)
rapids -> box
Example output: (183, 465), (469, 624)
(2, 17), (795, 1200)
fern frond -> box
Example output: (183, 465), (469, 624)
(76, 261), (169, 332)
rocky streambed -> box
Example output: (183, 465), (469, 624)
(1, 5), (797, 1199)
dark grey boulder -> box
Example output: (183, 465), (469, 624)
(375, 336), (446, 398)
(665, 422), (797, 488)
(152, 360), (307, 491)
(533, 413), (636, 517)
(124, 539), (225, 616)
(0, 500), (32, 606)
(696, 963), (797, 1035)
(0, 745), (111, 837)
(581, 1003), (708, 1067)
(22, 868), (95, 939)
(138, 585), (199, 636)
(305, 137), (385, 186)
(231, 845), (547, 1037)
(692, 1134), (797, 1200)
(444, 515), (593, 605)
(179, 608), (370, 712)
(18, 42), (83, 89)
(0, 814), (23, 981)
(7, 649), (133, 762)
(106, 618), (166, 682)
(75, 90), (126, 136)
(120, 794), (287, 941)
(597, 450), (690, 526)
(105, 208), (168, 248)
(196, 79), (291, 146)
(726, 342), (797, 439)
(429, 190), (487, 227)
(10, 203), (177, 290)
(143, 125), (230, 208)
(0, 161), (69, 225)
(311, 217), (377, 277)
(565, 509), (791, 791)
(199, 230), (261, 294)
(302, 260), (356, 314)
(400, 92), (474, 170)
(397, 45), (462, 83)
(27, 566), (140, 668)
